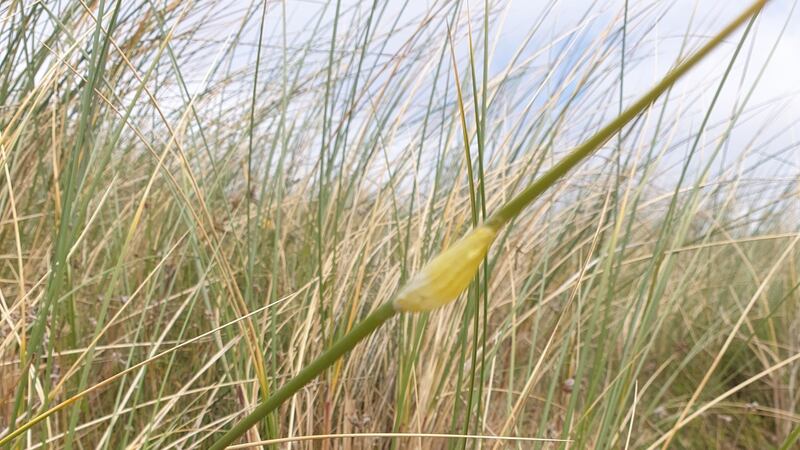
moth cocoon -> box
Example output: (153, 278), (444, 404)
(394, 225), (498, 312)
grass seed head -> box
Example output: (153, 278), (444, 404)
(394, 225), (498, 312)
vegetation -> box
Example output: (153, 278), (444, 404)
(0, 0), (797, 449)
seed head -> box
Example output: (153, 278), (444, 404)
(394, 225), (498, 312)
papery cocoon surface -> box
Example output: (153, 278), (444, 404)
(394, 225), (498, 312)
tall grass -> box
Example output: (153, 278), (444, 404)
(1, 0), (798, 449)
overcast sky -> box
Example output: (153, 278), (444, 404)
(280, 0), (800, 179)
(154, 0), (799, 191)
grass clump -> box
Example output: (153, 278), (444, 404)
(1, 0), (798, 449)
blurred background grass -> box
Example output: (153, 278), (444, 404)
(0, 0), (798, 448)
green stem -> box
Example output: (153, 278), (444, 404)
(485, 0), (767, 230)
(208, 302), (397, 450)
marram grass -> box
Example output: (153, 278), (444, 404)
(205, 1), (769, 448)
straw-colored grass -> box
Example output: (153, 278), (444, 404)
(0, 0), (798, 449)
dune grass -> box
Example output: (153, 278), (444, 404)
(0, 0), (798, 449)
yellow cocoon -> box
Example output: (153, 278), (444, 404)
(394, 225), (498, 313)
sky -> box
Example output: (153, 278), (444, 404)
(275, 0), (800, 180)
(35, 0), (793, 197)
